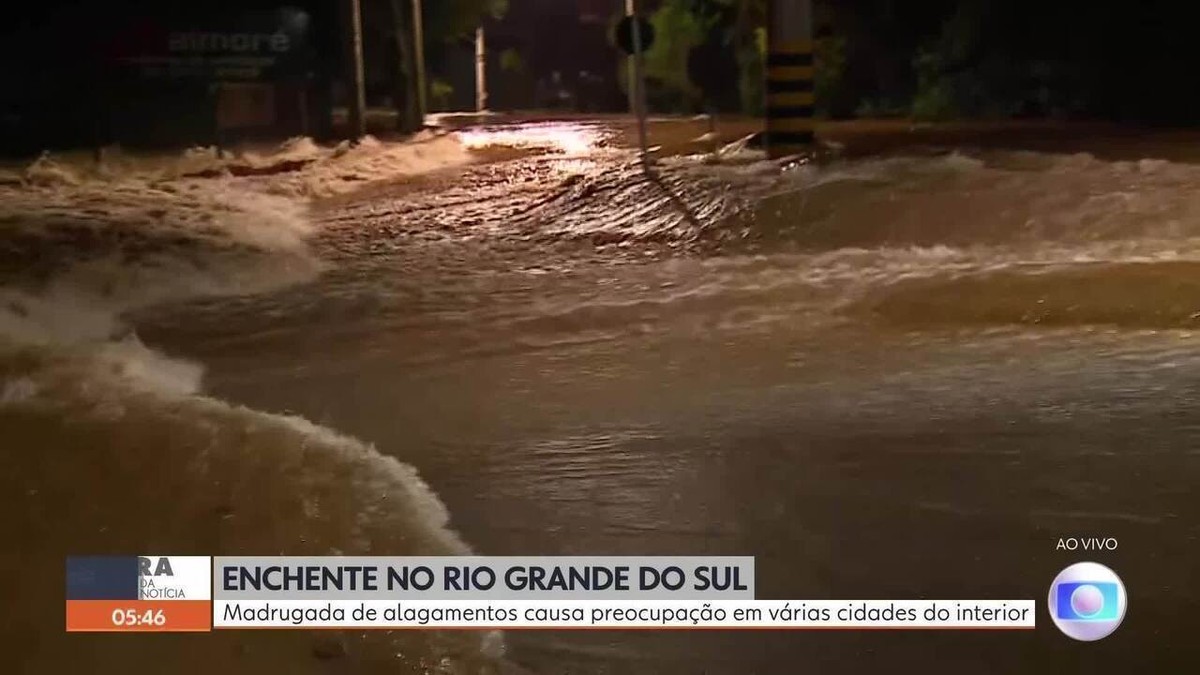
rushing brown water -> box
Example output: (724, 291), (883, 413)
(4, 121), (1198, 673)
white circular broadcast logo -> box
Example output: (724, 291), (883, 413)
(1048, 562), (1127, 641)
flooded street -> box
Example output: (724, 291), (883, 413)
(5, 120), (1199, 672)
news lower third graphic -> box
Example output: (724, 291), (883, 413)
(64, 556), (1138, 639)
(1047, 562), (1127, 641)
(64, 556), (1049, 632)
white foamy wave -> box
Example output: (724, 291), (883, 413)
(2, 346), (466, 553)
(0, 344), (501, 673)
(0, 173), (323, 380)
(0, 132), (496, 665)
(247, 132), (472, 199)
(6, 131), (472, 186)
(0, 121), (499, 675)
(0, 130), (478, 348)
(90, 335), (206, 396)
(0, 170), (321, 296)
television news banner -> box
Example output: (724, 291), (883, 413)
(65, 556), (1042, 633)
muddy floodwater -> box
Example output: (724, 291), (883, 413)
(3, 120), (1198, 673)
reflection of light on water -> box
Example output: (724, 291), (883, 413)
(458, 122), (605, 156)
(547, 158), (598, 175)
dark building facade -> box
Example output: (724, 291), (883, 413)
(1, 1), (338, 153)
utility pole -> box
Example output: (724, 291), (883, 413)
(475, 26), (488, 112)
(343, 0), (367, 140)
(411, 0), (428, 123)
(766, 0), (815, 158)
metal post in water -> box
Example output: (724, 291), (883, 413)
(624, 0), (638, 116)
(475, 26), (488, 112)
(411, 0), (428, 123)
(344, 0), (367, 140)
(625, 0), (651, 170)
(213, 83), (228, 158)
(766, 0), (815, 158)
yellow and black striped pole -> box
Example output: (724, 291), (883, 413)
(766, 0), (815, 158)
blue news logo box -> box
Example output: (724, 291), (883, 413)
(1054, 582), (1121, 621)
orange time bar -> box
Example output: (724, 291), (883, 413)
(66, 600), (211, 632)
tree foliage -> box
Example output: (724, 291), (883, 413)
(643, 0), (711, 111)
(634, 0), (1160, 120)
(423, 0), (508, 43)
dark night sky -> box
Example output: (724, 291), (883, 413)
(4, 0), (1200, 151)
